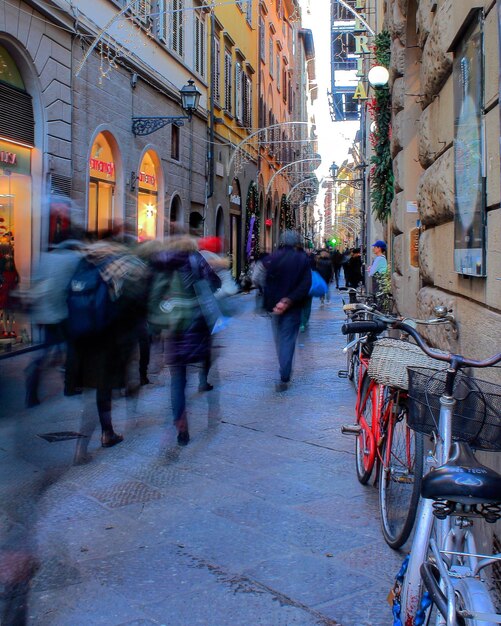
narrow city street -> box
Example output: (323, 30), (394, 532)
(0, 291), (403, 626)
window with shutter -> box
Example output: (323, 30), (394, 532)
(169, 0), (184, 57)
(246, 0), (252, 25)
(259, 17), (265, 62)
(242, 73), (252, 129)
(213, 37), (221, 105)
(224, 50), (232, 113)
(194, 11), (206, 77)
(269, 35), (273, 77)
(132, 0), (152, 24)
(234, 62), (242, 123)
(276, 53), (280, 90)
(157, 0), (167, 41)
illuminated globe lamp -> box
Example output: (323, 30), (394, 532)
(367, 65), (390, 88)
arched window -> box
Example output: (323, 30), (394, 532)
(137, 150), (159, 241)
(88, 132), (118, 237)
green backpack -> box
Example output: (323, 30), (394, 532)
(147, 269), (200, 333)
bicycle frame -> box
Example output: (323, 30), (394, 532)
(400, 394), (454, 623)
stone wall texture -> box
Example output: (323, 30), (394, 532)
(418, 78), (454, 169)
(416, 0), (435, 48)
(419, 1), (453, 108)
(416, 148), (454, 226)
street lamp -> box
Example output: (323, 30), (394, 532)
(132, 79), (202, 136)
(330, 161), (365, 190)
(367, 65), (390, 88)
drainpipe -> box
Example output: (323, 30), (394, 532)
(207, 9), (215, 199)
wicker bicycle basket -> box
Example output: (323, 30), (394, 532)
(407, 367), (501, 452)
(367, 338), (448, 391)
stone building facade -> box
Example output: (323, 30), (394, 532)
(385, 0), (501, 364)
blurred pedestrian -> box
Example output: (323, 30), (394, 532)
(315, 249), (333, 305)
(197, 236), (237, 392)
(345, 247), (363, 288)
(331, 249), (343, 289)
(263, 230), (311, 392)
(24, 235), (85, 407)
(67, 238), (148, 456)
(300, 247), (316, 332)
(149, 234), (221, 445)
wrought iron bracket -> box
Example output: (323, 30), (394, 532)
(339, 179), (364, 190)
(131, 116), (189, 136)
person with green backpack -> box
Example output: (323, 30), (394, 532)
(147, 234), (221, 446)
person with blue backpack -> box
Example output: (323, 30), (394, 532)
(66, 236), (148, 456)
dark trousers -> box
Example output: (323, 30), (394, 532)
(271, 308), (301, 382)
(169, 365), (187, 423)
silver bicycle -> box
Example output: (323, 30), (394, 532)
(388, 321), (501, 625)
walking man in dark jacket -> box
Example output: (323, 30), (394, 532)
(263, 231), (311, 392)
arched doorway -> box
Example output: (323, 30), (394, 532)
(88, 131), (120, 237)
(229, 178), (242, 278)
(0, 43), (35, 342)
(169, 194), (182, 235)
(137, 150), (160, 241)
(215, 206), (224, 241)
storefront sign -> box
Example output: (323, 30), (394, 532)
(0, 139), (31, 175)
(0, 151), (17, 166)
(90, 158), (115, 178)
(138, 171), (156, 187)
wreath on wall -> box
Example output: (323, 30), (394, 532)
(244, 181), (260, 270)
(368, 30), (394, 223)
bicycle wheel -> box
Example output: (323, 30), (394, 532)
(355, 374), (377, 484)
(379, 395), (424, 549)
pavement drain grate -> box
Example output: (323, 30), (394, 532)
(89, 480), (164, 508)
(37, 431), (87, 443)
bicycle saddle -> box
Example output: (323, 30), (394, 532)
(421, 441), (501, 504)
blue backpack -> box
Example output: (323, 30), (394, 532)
(67, 258), (118, 339)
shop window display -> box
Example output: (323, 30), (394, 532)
(137, 151), (158, 241)
(88, 133), (116, 237)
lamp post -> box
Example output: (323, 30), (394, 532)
(132, 79), (202, 136)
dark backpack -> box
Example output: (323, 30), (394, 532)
(67, 257), (118, 339)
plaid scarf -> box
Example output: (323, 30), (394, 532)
(86, 242), (147, 300)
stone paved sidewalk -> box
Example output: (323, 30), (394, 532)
(0, 291), (403, 626)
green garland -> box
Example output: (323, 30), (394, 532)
(244, 181), (259, 270)
(369, 31), (394, 223)
(279, 194), (294, 232)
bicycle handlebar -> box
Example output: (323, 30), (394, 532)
(392, 321), (501, 368)
(342, 320), (388, 335)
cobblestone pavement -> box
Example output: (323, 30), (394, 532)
(0, 290), (404, 626)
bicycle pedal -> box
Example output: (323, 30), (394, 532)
(338, 370), (349, 378)
(341, 424), (362, 436)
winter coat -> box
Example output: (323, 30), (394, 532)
(263, 246), (311, 312)
(65, 242), (149, 391)
(30, 241), (84, 325)
(150, 245), (221, 366)
(316, 256), (333, 284)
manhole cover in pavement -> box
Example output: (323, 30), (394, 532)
(89, 480), (163, 508)
(37, 432), (87, 442)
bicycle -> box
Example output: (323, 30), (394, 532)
(382, 321), (501, 625)
(340, 307), (455, 550)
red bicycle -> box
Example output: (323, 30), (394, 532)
(341, 306), (453, 549)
